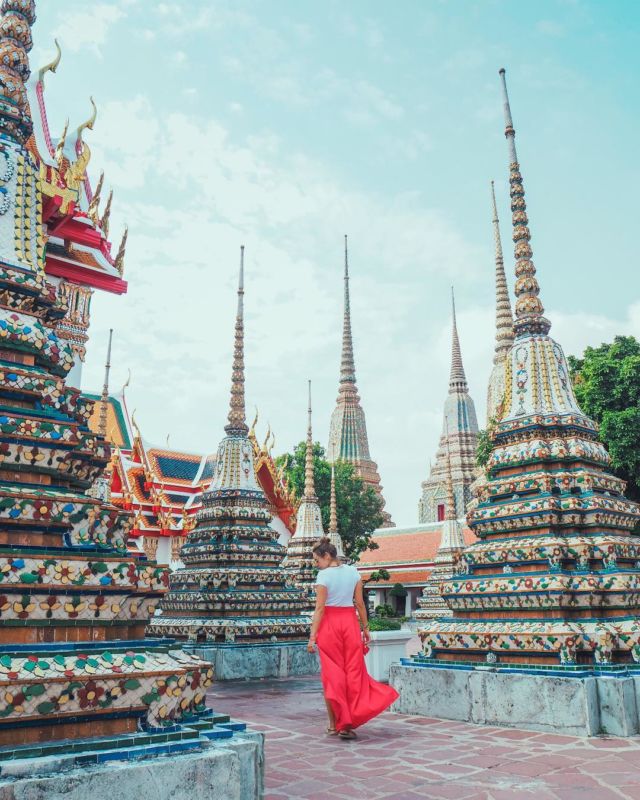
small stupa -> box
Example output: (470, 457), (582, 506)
(149, 248), (311, 655)
(414, 429), (465, 620)
(284, 382), (325, 596)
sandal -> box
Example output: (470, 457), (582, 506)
(338, 729), (357, 740)
(326, 727), (338, 736)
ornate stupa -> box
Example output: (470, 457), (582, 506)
(414, 431), (465, 620)
(327, 236), (393, 526)
(0, 0), (213, 756)
(418, 291), (479, 523)
(149, 248), (310, 644)
(328, 464), (346, 560)
(283, 381), (325, 594)
(486, 180), (515, 424)
(417, 69), (640, 668)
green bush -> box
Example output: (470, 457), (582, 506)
(368, 617), (402, 631)
(373, 603), (395, 618)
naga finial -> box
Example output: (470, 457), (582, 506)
(88, 171), (104, 224)
(249, 407), (259, 439)
(100, 189), (113, 238)
(76, 96), (97, 145)
(262, 423), (271, 453)
(38, 38), (62, 83)
(115, 226), (127, 276)
(55, 118), (69, 169)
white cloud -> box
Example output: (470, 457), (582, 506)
(82, 96), (479, 526)
(53, 4), (125, 57)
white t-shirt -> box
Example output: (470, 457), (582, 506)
(315, 564), (360, 607)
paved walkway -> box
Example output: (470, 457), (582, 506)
(208, 675), (640, 800)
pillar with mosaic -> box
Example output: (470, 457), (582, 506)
(0, 0), (259, 768)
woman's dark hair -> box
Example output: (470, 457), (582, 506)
(312, 537), (337, 559)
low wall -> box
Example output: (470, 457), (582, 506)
(187, 642), (320, 681)
(390, 663), (640, 737)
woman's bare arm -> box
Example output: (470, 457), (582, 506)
(308, 585), (327, 651)
(354, 580), (370, 643)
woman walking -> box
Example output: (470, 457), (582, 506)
(308, 537), (399, 739)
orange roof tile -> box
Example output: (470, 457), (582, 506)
(359, 568), (432, 586)
(357, 525), (476, 567)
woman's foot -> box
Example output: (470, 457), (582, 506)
(326, 726), (338, 736)
(338, 729), (357, 740)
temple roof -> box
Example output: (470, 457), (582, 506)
(358, 523), (476, 568)
(84, 393), (132, 450)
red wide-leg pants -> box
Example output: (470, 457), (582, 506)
(316, 606), (399, 731)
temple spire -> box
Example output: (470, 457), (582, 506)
(303, 380), (317, 502)
(98, 328), (113, 438)
(340, 234), (356, 386)
(491, 181), (514, 363)
(328, 463), (345, 560)
(499, 68), (550, 337)
(444, 435), (456, 523)
(0, 1), (36, 144)
(449, 288), (468, 392)
(225, 246), (248, 435)
(329, 464), (338, 535)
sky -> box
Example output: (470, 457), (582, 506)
(32, 0), (640, 527)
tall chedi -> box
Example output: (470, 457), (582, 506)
(418, 291), (479, 522)
(0, 0), (215, 760)
(394, 71), (640, 736)
(415, 429), (465, 620)
(149, 249), (312, 677)
(486, 180), (514, 423)
(328, 236), (392, 526)
(284, 381), (325, 594)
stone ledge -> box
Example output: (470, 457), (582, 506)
(390, 663), (640, 737)
(186, 642), (319, 680)
(0, 733), (264, 800)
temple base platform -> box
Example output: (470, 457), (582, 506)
(0, 723), (263, 800)
(390, 660), (640, 737)
(186, 641), (320, 681)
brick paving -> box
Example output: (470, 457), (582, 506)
(207, 675), (640, 800)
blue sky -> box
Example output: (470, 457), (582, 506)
(32, 1), (640, 526)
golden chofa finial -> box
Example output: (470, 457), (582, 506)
(88, 170), (104, 224)
(100, 189), (113, 238)
(38, 38), (61, 83)
(248, 407), (259, 439)
(115, 225), (127, 276)
(262, 423), (271, 453)
(55, 118), (69, 169)
(76, 96), (97, 145)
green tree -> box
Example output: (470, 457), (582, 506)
(276, 441), (384, 561)
(568, 335), (640, 502)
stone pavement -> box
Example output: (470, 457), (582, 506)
(207, 675), (640, 800)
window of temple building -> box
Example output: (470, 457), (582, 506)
(437, 503), (445, 521)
